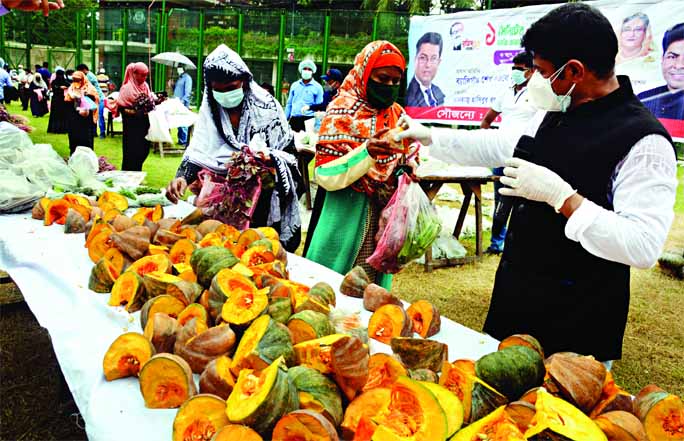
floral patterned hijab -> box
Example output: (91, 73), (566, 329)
(315, 40), (406, 201)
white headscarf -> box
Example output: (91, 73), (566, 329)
(32, 72), (47, 89)
(185, 44), (293, 171)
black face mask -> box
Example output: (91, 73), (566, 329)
(366, 78), (399, 109)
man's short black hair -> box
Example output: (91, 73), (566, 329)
(512, 51), (533, 68)
(662, 23), (684, 53)
(76, 63), (89, 71)
(42, 61), (49, 68)
(416, 32), (443, 57)
(34, 64), (41, 70)
(521, 3), (617, 79)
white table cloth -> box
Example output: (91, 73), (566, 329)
(0, 201), (498, 441)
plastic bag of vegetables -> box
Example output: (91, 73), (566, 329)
(367, 173), (441, 274)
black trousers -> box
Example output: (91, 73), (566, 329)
(121, 112), (151, 171)
(289, 115), (313, 132)
(20, 88), (30, 110)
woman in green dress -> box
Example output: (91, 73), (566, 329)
(305, 41), (409, 288)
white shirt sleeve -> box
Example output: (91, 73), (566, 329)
(565, 134), (678, 269)
(490, 88), (506, 113)
(428, 110), (545, 167)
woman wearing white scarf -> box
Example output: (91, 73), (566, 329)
(29, 70), (48, 117)
(166, 44), (302, 251)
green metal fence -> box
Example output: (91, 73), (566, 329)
(0, 7), (410, 107)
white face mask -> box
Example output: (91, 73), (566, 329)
(177, 67), (184, 75)
(527, 63), (576, 113)
(301, 70), (313, 81)
(213, 88), (244, 109)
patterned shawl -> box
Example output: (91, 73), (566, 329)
(185, 44), (299, 243)
(65, 71), (100, 123)
(316, 40), (406, 202)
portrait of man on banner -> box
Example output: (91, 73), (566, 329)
(406, 32), (445, 107)
(637, 23), (684, 122)
(451, 21), (464, 51)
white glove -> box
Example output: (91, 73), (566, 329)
(394, 114), (432, 146)
(499, 158), (577, 212)
(301, 105), (310, 113)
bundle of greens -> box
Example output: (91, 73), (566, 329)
(192, 147), (275, 229)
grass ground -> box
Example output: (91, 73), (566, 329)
(1, 100), (682, 439)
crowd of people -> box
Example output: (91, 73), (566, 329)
(0, 2), (679, 366)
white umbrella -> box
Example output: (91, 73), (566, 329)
(151, 52), (197, 69)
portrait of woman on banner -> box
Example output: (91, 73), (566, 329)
(615, 12), (656, 66)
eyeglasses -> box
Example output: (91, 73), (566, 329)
(417, 55), (440, 65)
(622, 26), (646, 33)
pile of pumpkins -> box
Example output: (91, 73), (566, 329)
(29, 193), (683, 441)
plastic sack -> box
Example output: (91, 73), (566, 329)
(69, 147), (104, 190)
(145, 108), (173, 144)
(416, 235), (467, 263)
(0, 122), (76, 211)
(79, 95), (97, 111)
(367, 173), (442, 274)
(154, 97), (198, 129)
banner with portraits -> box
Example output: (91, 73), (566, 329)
(406, 0), (684, 140)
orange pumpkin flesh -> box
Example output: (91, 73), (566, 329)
(108, 271), (145, 311)
(272, 409), (339, 441)
(169, 239), (197, 265)
(172, 394), (229, 441)
(212, 424), (263, 441)
(140, 295), (187, 330)
(406, 300), (441, 338)
(341, 388), (391, 439)
(368, 304), (413, 345)
(634, 384), (684, 440)
(44, 199), (70, 226)
(102, 332), (155, 381)
(126, 254), (171, 277)
(363, 353), (407, 392)
(221, 288), (269, 326)
(240, 246), (276, 267)
(139, 353), (196, 409)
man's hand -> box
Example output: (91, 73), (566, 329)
(3, 0), (64, 16)
(301, 105), (310, 114)
(165, 177), (187, 204)
(499, 158), (577, 212)
(394, 114), (432, 146)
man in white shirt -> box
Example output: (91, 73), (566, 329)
(481, 51), (537, 254)
(396, 3), (677, 366)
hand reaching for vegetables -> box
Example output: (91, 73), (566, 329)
(3, 0), (64, 16)
(367, 128), (408, 159)
(165, 177), (187, 204)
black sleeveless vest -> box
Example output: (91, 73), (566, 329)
(483, 76), (672, 361)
